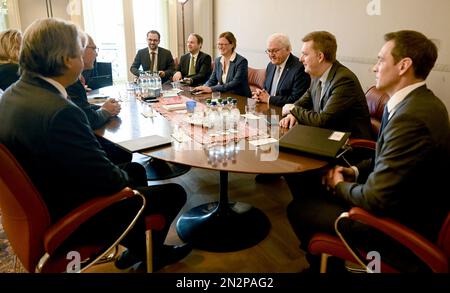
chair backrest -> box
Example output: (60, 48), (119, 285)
(173, 57), (179, 70)
(0, 144), (51, 272)
(438, 212), (450, 261)
(248, 67), (266, 92)
(365, 86), (389, 138)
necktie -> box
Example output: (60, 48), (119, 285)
(188, 55), (196, 75)
(150, 52), (156, 73)
(270, 66), (281, 96)
(314, 80), (322, 112)
(379, 104), (390, 136)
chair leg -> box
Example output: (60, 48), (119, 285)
(96, 246), (119, 264)
(320, 253), (329, 273)
(146, 229), (152, 273)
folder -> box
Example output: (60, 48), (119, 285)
(279, 124), (350, 159)
(116, 135), (171, 152)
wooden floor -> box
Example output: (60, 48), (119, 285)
(87, 167), (309, 273)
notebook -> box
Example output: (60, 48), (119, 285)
(116, 135), (172, 152)
(279, 124), (350, 159)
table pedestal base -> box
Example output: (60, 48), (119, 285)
(176, 201), (271, 252)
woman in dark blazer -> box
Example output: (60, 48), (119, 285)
(0, 29), (22, 91)
(194, 32), (251, 97)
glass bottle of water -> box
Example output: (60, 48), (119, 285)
(231, 99), (240, 131)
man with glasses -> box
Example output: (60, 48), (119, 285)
(252, 33), (310, 107)
(67, 34), (130, 165)
(130, 30), (175, 83)
(172, 33), (212, 86)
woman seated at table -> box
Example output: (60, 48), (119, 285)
(0, 29), (22, 91)
(194, 31), (251, 97)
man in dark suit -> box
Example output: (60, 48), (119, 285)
(287, 30), (450, 272)
(67, 34), (131, 165)
(280, 31), (371, 140)
(0, 19), (191, 272)
(252, 33), (310, 107)
(130, 30), (175, 83)
(172, 33), (212, 86)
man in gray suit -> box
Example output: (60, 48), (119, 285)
(280, 31), (371, 140)
(288, 30), (450, 272)
(130, 30), (175, 83)
(0, 18), (191, 271)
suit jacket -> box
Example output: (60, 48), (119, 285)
(0, 72), (129, 221)
(205, 53), (252, 97)
(291, 61), (371, 139)
(0, 63), (20, 90)
(264, 54), (310, 106)
(130, 47), (175, 83)
(66, 79), (111, 129)
(336, 85), (450, 241)
(176, 51), (212, 86)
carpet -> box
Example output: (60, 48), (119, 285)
(0, 212), (19, 272)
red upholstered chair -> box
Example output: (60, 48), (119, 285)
(248, 67), (266, 92)
(308, 207), (450, 273)
(0, 144), (164, 273)
(365, 85), (389, 140)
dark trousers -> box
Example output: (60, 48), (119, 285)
(284, 172), (431, 272)
(96, 135), (132, 165)
(71, 162), (186, 259)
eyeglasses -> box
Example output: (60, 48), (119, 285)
(265, 48), (284, 55)
(217, 43), (231, 47)
(147, 39), (159, 43)
(86, 46), (99, 53)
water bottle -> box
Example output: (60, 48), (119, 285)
(231, 99), (240, 131)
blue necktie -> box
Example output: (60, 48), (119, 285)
(379, 104), (389, 136)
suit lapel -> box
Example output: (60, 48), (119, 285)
(320, 62), (339, 110)
(267, 64), (276, 92)
(226, 60), (236, 83)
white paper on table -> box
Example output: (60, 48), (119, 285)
(248, 137), (278, 146)
(141, 111), (157, 118)
(241, 113), (261, 120)
(162, 89), (183, 98)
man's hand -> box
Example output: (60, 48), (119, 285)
(323, 166), (356, 191)
(172, 71), (182, 81)
(282, 104), (295, 116)
(255, 90), (270, 103)
(279, 114), (297, 128)
(158, 71), (166, 78)
(101, 98), (121, 116)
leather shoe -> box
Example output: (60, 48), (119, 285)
(153, 243), (192, 271)
(114, 249), (142, 270)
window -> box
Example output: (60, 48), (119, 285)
(82, 0), (169, 83)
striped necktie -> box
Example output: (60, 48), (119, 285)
(379, 104), (390, 136)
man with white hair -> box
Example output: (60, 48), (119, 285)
(0, 18), (191, 272)
(252, 33), (310, 106)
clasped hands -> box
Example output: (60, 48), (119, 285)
(251, 89), (270, 104)
(101, 98), (121, 116)
(322, 166), (356, 194)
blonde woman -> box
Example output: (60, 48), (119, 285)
(0, 29), (22, 90)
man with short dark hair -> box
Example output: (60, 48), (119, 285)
(172, 33), (212, 86)
(287, 30), (450, 272)
(130, 30), (175, 83)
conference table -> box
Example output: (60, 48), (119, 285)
(93, 84), (329, 252)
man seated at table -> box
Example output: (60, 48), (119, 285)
(279, 31), (371, 140)
(172, 33), (212, 86)
(66, 34), (131, 165)
(252, 33), (310, 107)
(130, 30), (175, 83)
(0, 18), (191, 272)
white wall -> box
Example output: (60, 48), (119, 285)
(18, 0), (70, 30)
(214, 0), (450, 113)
